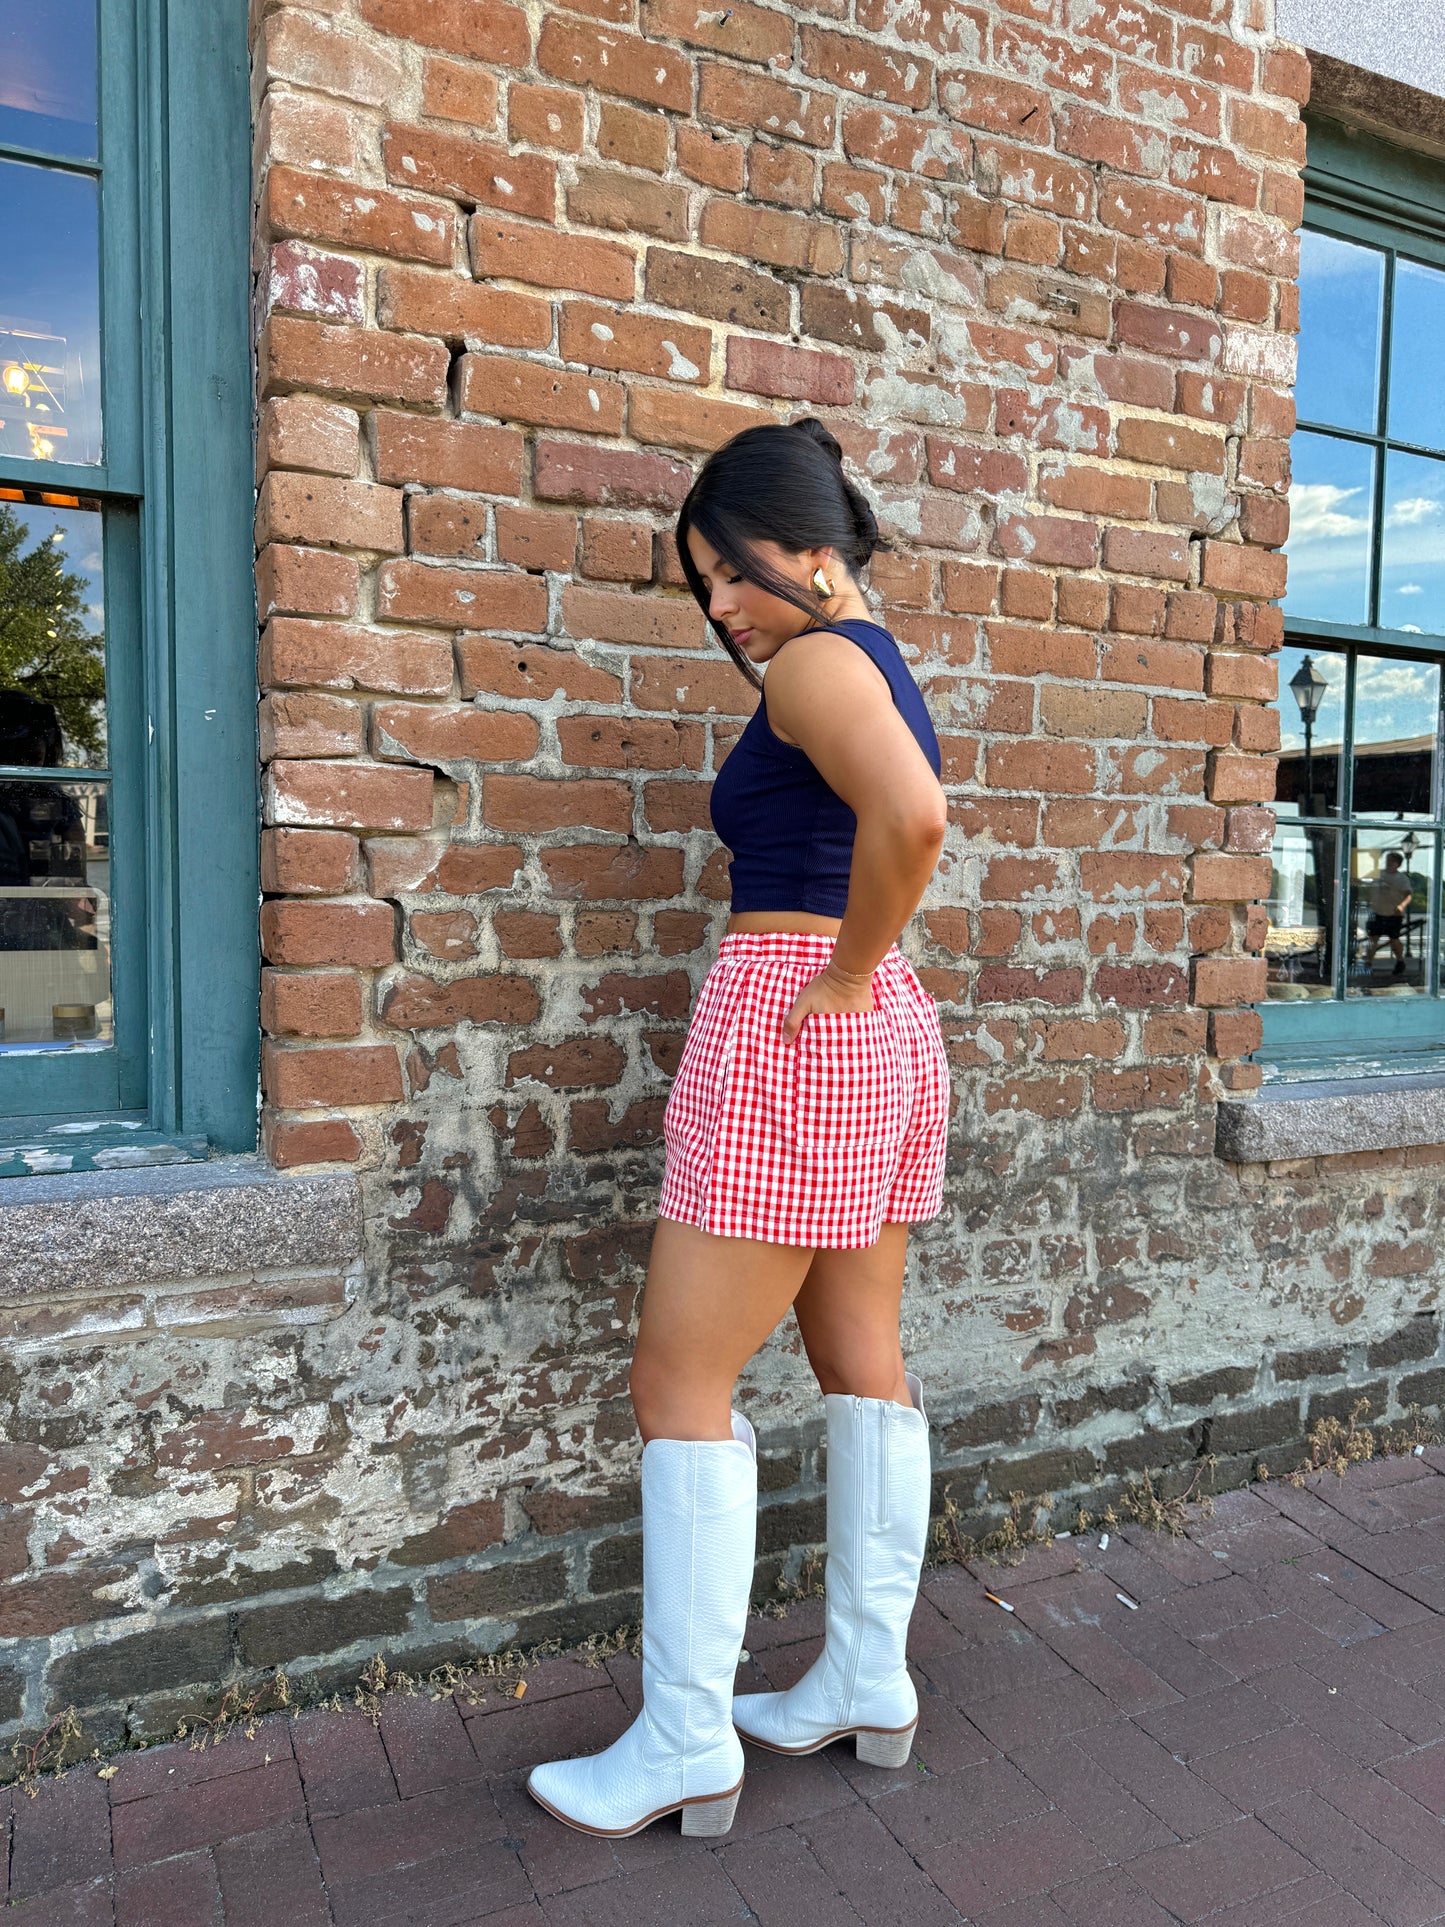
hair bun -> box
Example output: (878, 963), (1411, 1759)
(790, 416), (844, 465)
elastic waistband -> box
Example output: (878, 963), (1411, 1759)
(717, 929), (903, 967)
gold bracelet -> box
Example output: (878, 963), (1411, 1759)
(825, 958), (875, 984)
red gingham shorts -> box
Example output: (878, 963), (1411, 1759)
(659, 929), (952, 1249)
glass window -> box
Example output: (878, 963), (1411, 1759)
(0, 0), (255, 1155)
(1267, 150), (1445, 1045)
(0, 0), (134, 1120)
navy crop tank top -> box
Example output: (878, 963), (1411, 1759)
(709, 618), (942, 918)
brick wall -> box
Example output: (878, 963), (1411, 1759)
(6, 0), (1445, 1765)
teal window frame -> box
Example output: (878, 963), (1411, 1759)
(1259, 115), (1445, 1076)
(0, 0), (258, 1152)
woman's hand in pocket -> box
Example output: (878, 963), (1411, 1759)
(780, 964), (876, 1044)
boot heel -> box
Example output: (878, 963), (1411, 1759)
(680, 1786), (741, 1836)
(856, 1723), (916, 1768)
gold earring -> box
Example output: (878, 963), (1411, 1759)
(811, 565), (834, 597)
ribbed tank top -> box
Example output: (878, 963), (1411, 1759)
(709, 618), (943, 918)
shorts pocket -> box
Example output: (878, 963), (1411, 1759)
(793, 1007), (906, 1153)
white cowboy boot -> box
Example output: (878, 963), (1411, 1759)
(527, 1409), (757, 1837)
(732, 1372), (929, 1766)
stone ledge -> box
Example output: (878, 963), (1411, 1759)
(0, 1156), (362, 1298)
(1216, 1071), (1445, 1164)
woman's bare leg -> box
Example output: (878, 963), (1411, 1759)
(789, 1220), (913, 1406)
(631, 1216), (818, 1441)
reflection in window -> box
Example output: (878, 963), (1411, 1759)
(1296, 229), (1383, 436)
(1389, 259), (1445, 455)
(0, 495), (106, 766)
(0, 159), (101, 467)
(0, 0), (97, 160)
(1351, 654), (1438, 819)
(0, 777), (110, 1046)
(1381, 450), (1445, 638)
(1274, 645), (1344, 820)
(1284, 430), (1373, 627)
(1265, 823), (1338, 1000)
(1347, 830), (1433, 999)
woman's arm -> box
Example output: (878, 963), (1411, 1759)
(764, 632), (948, 1000)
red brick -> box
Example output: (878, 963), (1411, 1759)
(263, 10), (408, 109)
(410, 911), (479, 961)
(361, 0), (531, 63)
(383, 121), (554, 220)
(507, 79), (584, 150)
(1100, 636), (1204, 692)
(260, 316), (450, 409)
(379, 972), (541, 1029)
(261, 240), (366, 327)
(256, 473), (404, 555)
(1190, 854), (1272, 901)
(261, 619), (454, 697)
(1209, 1009), (1263, 1055)
(1103, 527), (1191, 580)
(457, 635), (622, 704)
(1207, 751), (1277, 803)
(533, 436), (693, 510)
(993, 513), (1100, 568)
(428, 55), (504, 129)
(483, 773), (633, 833)
(257, 545), (360, 622)
(266, 760), (435, 833)
(266, 165), (453, 267)
(459, 353), (626, 433)
(1114, 302), (1223, 362)
(259, 396), (360, 478)
(1201, 542), (1288, 599)
(1115, 417), (1226, 473)
(698, 64), (835, 150)
(1117, 61), (1221, 137)
(264, 1042), (404, 1109)
(537, 15), (692, 111)
(986, 739), (1098, 794)
(1193, 957), (1268, 1006)
(375, 562), (549, 632)
(261, 899), (398, 968)
(266, 1115), (364, 1167)
(378, 265), (552, 348)
(372, 703), (539, 765)
(372, 412), (524, 492)
(539, 844), (684, 900)
(260, 693), (366, 762)
(262, 969), (366, 1038)
(262, 828), (361, 896)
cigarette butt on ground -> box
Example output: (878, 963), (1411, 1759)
(983, 1591), (1014, 1613)
(1115, 1591), (1138, 1610)
(513, 1680), (527, 1699)
(1099, 1532), (1110, 1550)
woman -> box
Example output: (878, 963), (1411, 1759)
(527, 417), (952, 1839)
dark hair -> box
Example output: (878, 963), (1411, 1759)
(675, 416), (893, 689)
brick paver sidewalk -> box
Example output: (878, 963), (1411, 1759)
(8, 1453), (1445, 1923)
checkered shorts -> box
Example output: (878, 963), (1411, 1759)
(659, 929), (952, 1249)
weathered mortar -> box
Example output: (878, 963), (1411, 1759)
(3, 0), (1444, 1766)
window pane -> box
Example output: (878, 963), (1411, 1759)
(0, 775), (110, 1048)
(1380, 450), (1445, 638)
(1295, 228), (1385, 435)
(1351, 653), (1438, 820)
(1285, 430), (1374, 626)
(0, 493), (106, 768)
(1347, 828), (1433, 999)
(0, 1), (97, 161)
(1275, 644), (1345, 819)
(0, 159), (101, 467)
(1389, 259), (1445, 456)
(1265, 822), (1339, 1000)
